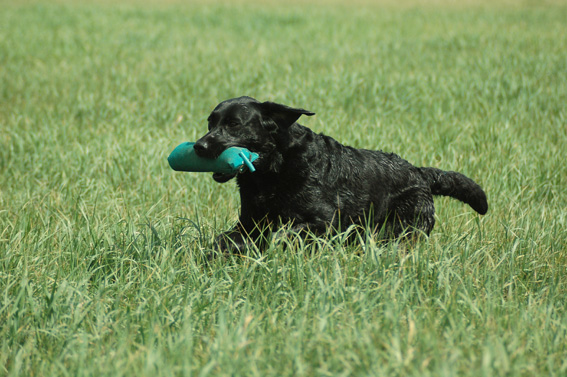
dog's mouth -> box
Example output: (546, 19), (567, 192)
(195, 143), (260, 183)
(212, 172), (238, 183)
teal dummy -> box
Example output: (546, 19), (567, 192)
(167, 142), (259, 174)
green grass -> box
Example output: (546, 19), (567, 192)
(1, 0), (566, 375)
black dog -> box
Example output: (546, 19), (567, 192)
(194, 96), (488, 252)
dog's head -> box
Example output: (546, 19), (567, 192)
(194, 96), (314, 181)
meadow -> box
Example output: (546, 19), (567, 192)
(1, 0), (566, 375)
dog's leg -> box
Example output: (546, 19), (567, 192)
(214, 227), (249, 255)
(213, 220), (272, 256)
(269, 221), (332, 249)
(384, 186), (436, 237)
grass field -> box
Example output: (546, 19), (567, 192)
(1, 0), (567, 376)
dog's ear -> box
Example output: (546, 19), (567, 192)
(257, 101), (315, 130)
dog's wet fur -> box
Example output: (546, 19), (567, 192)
(194, 96), (488, 253)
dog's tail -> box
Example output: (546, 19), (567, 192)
(420, 167), (488, 215)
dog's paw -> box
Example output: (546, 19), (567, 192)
(214, 231), (244, 252)
(212, 172), (237, 183)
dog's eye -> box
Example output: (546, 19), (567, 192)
(227, 121), (239, 128)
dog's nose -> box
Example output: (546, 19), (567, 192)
(193, 140), (208, 156)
